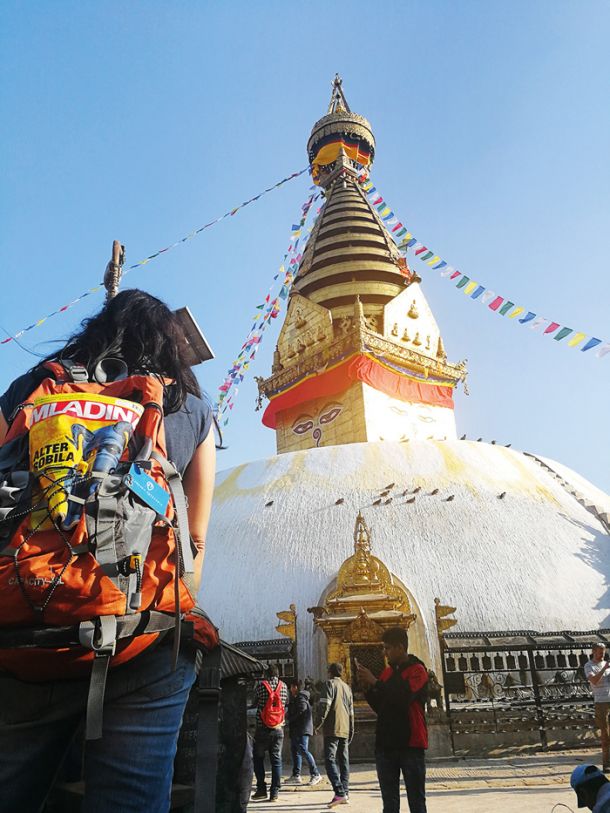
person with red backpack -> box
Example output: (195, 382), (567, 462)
(357, 627), (429, 813)
(252, 664), (289, 802)
(0, 289), (216, 813)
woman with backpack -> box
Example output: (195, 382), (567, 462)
(0, 289), (216, 813)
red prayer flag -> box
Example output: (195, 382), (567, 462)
(489, 297), (504, 311)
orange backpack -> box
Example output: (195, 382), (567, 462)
(0, 360), (199, 738)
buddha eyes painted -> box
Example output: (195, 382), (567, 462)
(292, 418), (315, 435)
(291, 403), (343, 445)
(319, 406), (342, 424)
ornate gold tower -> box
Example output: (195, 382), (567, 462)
(308, 512), (419, 691)
(259, 76), (466, 453)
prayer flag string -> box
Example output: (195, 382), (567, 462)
(358, 176), (610, 359)
(0, 167), (309, 348)
(215, 190), (321, 427)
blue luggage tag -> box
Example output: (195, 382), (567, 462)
(124, 463), (170, 515)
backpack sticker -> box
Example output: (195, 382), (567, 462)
(29, 393), (144, 528)
(124, 463), (170, 515)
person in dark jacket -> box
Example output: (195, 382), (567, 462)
(357, 627), (429, 813)
(571, 763), (610, 811)
(285, 679), (321, 786)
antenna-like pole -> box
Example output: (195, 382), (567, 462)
(103, 240), (125, 301)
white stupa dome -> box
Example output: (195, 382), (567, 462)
(201, 439), (610, 678)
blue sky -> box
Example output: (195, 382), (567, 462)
(2, 1), (609, 490)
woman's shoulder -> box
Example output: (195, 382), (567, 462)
(0, 365), (48, 418)
(182, 391), (212, 414)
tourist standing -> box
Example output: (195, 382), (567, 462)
(252, 665), (289, 802)
(286, 679), (322, 786)
(570, 764), (610, 811)
(315, 662), (354, 808)
(585, 644), (610, 770)
(0, 289), (216, 812)
(357, 627), (429, 813)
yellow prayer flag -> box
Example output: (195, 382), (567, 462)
(568, 332), (586, 347)
(464, 281), (477, 296)
(508, 307), (524, 319)
(427, 255), (441, 266)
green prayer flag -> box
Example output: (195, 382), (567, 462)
(554, 327), (573, 341)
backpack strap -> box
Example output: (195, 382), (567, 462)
(150, 451), (196, 669)
(150, 452), (195, 575)
(194, 646), (222, 813)
(79, 615), (117, 740)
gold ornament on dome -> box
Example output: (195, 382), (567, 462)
(408, 300), (419, 319)
(309, 513), (417, 688)
(413, 332), (422, 346)
(323, 513), (412, 616)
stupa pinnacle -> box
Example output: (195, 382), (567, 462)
(258, 78), (466, 453)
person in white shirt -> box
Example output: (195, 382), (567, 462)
(585, 645), (610, 771)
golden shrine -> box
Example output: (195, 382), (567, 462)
(308, 512), (416, 691)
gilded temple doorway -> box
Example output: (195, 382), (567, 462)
(308, 512), (422, 689)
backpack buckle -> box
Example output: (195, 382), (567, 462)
(79, 615), (117, 654)
(61, 360), (89, 382)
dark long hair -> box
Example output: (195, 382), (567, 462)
(43, 289), (201, 413)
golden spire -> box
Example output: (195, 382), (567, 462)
(327, 73), (351, 113)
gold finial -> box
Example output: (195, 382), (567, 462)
(328, 73), (351, 114)
(436, 336), (447, 361)
(353, 511), (371, 554)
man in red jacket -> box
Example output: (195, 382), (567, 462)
(357, 627), (428, 813)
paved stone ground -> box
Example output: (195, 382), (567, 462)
(251, 748), (601, 812)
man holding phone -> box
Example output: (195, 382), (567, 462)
(585, 644), (610, 771)
(357, 627), (429, 813)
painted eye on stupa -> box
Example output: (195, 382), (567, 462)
(319, 405), (342, 424)
(292, 418), (314, 435)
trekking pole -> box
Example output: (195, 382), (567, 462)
(103, 240), (125, 301)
